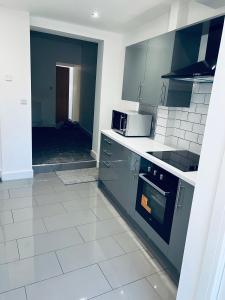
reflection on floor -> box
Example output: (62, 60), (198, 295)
(32, 126), (93, 165)
(0, 173), (177, 300)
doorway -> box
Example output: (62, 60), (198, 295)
(30, 31), (98, 171)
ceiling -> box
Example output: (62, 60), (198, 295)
(0, 0), (174, 32)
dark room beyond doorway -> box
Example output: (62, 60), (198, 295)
(30, 31), (98, 171)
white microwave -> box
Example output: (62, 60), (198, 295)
(111, 110), (152, 137)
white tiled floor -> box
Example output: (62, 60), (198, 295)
(0, 172), (177, 299)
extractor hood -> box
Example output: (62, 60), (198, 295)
(162, 16), (224, 83)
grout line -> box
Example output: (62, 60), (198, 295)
(24, 286), (28, 300)
(97, 263), (113, 290)
(16, 239), (21, 260)
(54, 251), (64, 274)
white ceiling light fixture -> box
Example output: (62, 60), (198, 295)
(91, 10), (100, 19)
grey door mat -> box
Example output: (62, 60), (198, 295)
(56, 168), (98, 185)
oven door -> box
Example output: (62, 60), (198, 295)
(135, 173), (176, 244)
(112, 111), (127, 135)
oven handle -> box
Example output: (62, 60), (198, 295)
(139, 173), (170, 196)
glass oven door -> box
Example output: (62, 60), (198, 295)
(136, 173), (176, 244)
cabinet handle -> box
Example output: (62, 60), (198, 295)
(163, 83), (167, 105)
(176, 184), (185, 209)
(103, 149), (112, 156)
(103, 161), (111, 168)
(160, 83), (164, 105)
(104, 138), (112, 145)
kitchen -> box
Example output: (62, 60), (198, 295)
(98, 13), (224, 296)
(1, 1), (225, 300)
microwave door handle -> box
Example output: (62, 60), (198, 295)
(139, 173), (170, 196)
(120, 115), (125, 132)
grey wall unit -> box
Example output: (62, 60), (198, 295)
(168, 180), (194, 272)
(99, 134), (140, 213)
(122, 41), (149, 102)
(122, 22), (202, 107)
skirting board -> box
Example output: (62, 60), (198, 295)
(1, 169), (34, 181)
(90, 149), (97, 160)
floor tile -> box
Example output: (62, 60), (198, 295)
(0, 252), (62, 293)
(0, 180), (30, 191)
(92, 279), (161, 300)
(147, 271), (177, 300)
(34, 173), (57, 180)
(44, 210), (97, 232)
(0, 211), (13, 226)
(77, 218), (128, 242)
(26, 264), (111, 300)
(99, 250), (161, 289)
(0, 241), (19, 264)
(9, 186), (54, 198)
(91, 206), (119, 220)
(12, 203), (66, 222)
(0, 219), (46, 242)
(113, 231), (143, 253)
(57, 236), (124, 272)
(62, 197), (107, 212)
(0, 288), (27, 300)
(0, 197), (37, 212)
(0, 190), (9, 200)
(35, 191), (77, 206)
(18, 228), (83, 259)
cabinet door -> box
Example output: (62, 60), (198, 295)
(122, 41), (148, 102)
(141, 32), (175, 106)
(168, 180), (194, 272)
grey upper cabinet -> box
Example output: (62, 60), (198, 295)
(141, 31), (175, 106)
(122, 22), (203, 107)
(168, 180), (194, 272)
(122, 41), (149, 102)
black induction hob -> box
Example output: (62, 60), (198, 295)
(147, 150), (200, 172)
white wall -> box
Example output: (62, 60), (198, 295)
(0, 8), (33, 180)
(30, 16), (124, 160)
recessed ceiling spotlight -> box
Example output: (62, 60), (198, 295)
(91, 10), (99, 19)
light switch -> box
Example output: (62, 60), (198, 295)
(4, 74), (13, 82)
(20, 99), (27, 105)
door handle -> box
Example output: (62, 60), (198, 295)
(104, 138), (112, 145)
(139, 173), (170, 196)
(176, 184), (185, 209)
(103, 149), (112, 156)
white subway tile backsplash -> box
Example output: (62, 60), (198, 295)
(176, 111), (188, 121)
(158, 108), (169, 118)
(201, 114), (207, 125)
(155, 126), (167, 135)
(188, 113), (202, 123)
(173, 128), (185, 139)
(177, 139), (190, 149)
(189, 142), (201, 155)
(196, 104), (208, 114)
(204, 94), (211, 105)
(198, 83), (212, 94)
(155, 134), (166, 144)
(180, 121), (193, 131)
(185, 131), (198, 143)
(156, 117), (167, 127)
(192, 124), (205, 135)
(198, 135), (204, 144)
(191, 94), (205, 104)
(168, 110), (177, 119)
(153, 83), (211, 154)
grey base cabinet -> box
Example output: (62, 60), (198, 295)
(99, 134), (194, 274)
(99, 134), (140, 214)
(168, 180), (194, 272)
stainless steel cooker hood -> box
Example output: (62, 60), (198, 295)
(162, 16), (224, 83)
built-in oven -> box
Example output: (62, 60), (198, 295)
(135, 159), (179, 244)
